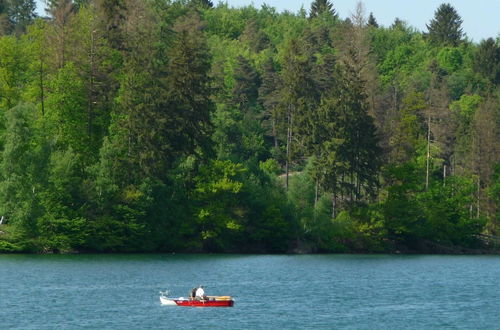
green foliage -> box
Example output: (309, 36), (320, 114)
(7, 0), (36, 34)
(489, 165), (500, 233)
(259, 158), (280, 176)
(0, 239), (22, 252)
(309, 0), (336, 20)
(382, 162), (486, 248)
(44, 63), (89, 156)
(193, 160), (245, 251)
(437, 47), (463, 73)
(0, 35), (28, 110)
(367, 12), (378, 28)
(451, 94), (482, 119)
(473, 38), (500, 85)
(426, 3), (464, 47)
(390, 91), (426, 164)
(0, 1), (497, 254)
(203, 3), (249, 39)
(378, 34), (429, 87)
(0, 103), (40, 236)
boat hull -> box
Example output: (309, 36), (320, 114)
(159, 296), (178, 306)
(174, 299), (234, 307)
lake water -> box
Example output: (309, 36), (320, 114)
(0, 254), (499, 329)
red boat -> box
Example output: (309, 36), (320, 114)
(160, 292), (234, 307)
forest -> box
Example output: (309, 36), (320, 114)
(0, 0), (498, 253)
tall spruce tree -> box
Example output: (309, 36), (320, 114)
(426, 3), (464, 47)
(367, 12), (378, 28)
(0, 0), (10, 35)
(239, 19), (269, 53)
(0, 0), (7, 15)
(163, 11), (213, 161)
(315, 61), (380, 216)
(232, 55), (260, 113)
(189, 0), (213, 9)
(258, 58), (281, 152)
(279, 39), (318, 189)
(473, 38), (500, 85)
(7, 0), (36, 34)
(98, 0), (127, 50)
(309, 0), (336, 19)
(46, 0), (76, 68)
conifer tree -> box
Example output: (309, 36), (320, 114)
(0, 0), (10, 35)
(473, 38), (500, 85)
(315, 62), (380, 216)
(258, 58), (281, 151)
(390, 92), (426, 164)
(309, 0), (336, 19)
(391, 18), (406, 30)
(189, 0), (213, 9)
(163, 11), (213, 161)
(367, 12), (378, 28)
(7, 0), (36, 34)
(426, 3), (464, 46)
(279, 39), (318, 189)
(0, 0), (7, 15)
(46, 0), (76, 68)
(239, 19), (269, 53)
(98, 0), (127, 50)
(232, 55), (260, 113)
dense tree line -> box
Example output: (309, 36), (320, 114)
(0, 0), (498, 253)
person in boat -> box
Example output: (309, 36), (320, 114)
(195, 285), (207, 300)
(190, 287), (197, 300)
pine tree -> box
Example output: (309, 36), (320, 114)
(309, 0), (336, 19)
(367, 12), (378, 28)
(391, 18), (406, 30)
(472, 95), (499, 220)
(68, 5), (118, 160)
(258, 58), (281, 152)
(189, 0), (213, 9)
(0, 0), (11, 35)
(46, 0), (76, 68)
(426, 3), (464, 47)
(232, 55), (260, 113)
(163, 12), (213, 161)
(390, 92), (426, 164)
(239, 19), (269, 53)
(279, 39), (318, 189)
(0, 0), (7, 15)
(315, 62), (380, 216)
(225, 55), (267, 162)
(473, 38), (500, 85)
(97, 0), (127, 50)
(7, 0), (36, 34)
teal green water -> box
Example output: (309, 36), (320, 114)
(0, 254), (499, 329)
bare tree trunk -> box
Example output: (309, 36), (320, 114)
(477, 176), (481, 218)
(285, 106), (293, 191)
(331, 192), (336, 219)
(272, 118), (278, 150)
(426, 110), (431, 190)
(88, 28), (96, 139)
(314, 179), (319, 208)
(443, 165), (446, 186)
(39, 59), (45, 116)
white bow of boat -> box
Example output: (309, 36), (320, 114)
(159, 291), (178, 306)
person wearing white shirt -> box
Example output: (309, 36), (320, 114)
(195, 286), (206, 300)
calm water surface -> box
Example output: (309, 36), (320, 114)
(0, 254), (499, 329)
